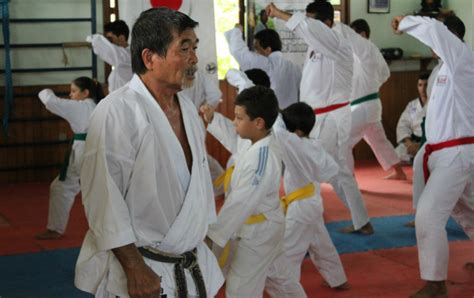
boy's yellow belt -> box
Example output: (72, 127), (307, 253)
(281, 183), (316, 214)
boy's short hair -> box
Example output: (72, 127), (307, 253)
(350, 19), (371, 38)
(104, 20), (130, 40)
(235, 86), (279, 129)
(245, 69), (271, 88)
(254, 29), (282, 52)
(444, 15), (465, 41)
(306, 0), (334, 24)
(419, 71), (431, 81)
(281, 102), (315, 136)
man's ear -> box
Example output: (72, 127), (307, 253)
(141, 49), (155, 71)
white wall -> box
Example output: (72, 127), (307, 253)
(1, 0), (105, 86)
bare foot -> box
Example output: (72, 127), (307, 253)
(464, 262), (474, 270)
(404, 220), (415, 228)
(339, 222), (374, 235)
(384, 165), (407, 180)
(410, 281), (447, 298)
(321, 280), (349, 290)
(35, 229), (63, 240)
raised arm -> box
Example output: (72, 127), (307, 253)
(205, 112), (240, 154)
(267, 3), (351, 62)
(395, 16), (466, 71)
(86, 34), (130, 67)
(38, 89), (86, 125)
(224, 27), (271, 71)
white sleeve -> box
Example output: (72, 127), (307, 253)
(396, 101), (415, 143)
(398, 16), (465, 72)
(207, 112), (239, 154)
(286, 13), (352, 62)
(225, 69), (255, 93)
(38, 89), (85, 126)
(87, 34), (130, 67)
(224, 28), (271, 71)
(80, 104), (138, 250)
(201, 72), (222, 108)
(274, 130), (338, 184)
(207, 154), (271, 247)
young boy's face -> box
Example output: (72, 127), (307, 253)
(233, 105), (260, 139)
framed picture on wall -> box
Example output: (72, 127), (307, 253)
(368, 0), (390, 14)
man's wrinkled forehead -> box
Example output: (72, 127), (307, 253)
(172, 29), (199, 46)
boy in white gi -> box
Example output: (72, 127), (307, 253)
(86, 20), (133, 93)
(338, 19), (407, 180)
(395, 72), (429, 164)
(35, 77), (103, 240)
(393, 14), (474, 298)
(202, 86), (306, 298)
(225, 25), (302, 108)
(267, 1), (373, 234)
(266, 102), (348, 292)
(75, 8), (224, 297)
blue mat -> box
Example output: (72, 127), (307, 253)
(0, 215), (468, 297)
(326, 214), (468, 254)
(0, 248), (91, 298)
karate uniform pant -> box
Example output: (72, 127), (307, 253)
(267, 200), (346, 288)
(412, 144), (426, 209)
(226, 220), (306, 298)
(415, 145), (474, 281)
(312, 106), (370, 229)
(47, 157), (81, 234)
(347, 103), (400, 172)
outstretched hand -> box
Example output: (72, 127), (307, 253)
(200, 103), (216, 123)
(391, 16), (405, 35)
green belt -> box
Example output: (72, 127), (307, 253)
(420, 117), (426, 146)
(350, 92), (380, 106)
(59, 133), (87, 181)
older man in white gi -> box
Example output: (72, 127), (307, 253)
(75, 8), (224, 298)
(87, 20), (133, 93)
(337, 19), (407, 180)
(225, 25), (302, 108)
(267, 1), (373, 234)
(393, 15), (474, 297)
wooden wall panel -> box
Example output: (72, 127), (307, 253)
(1, 85), (71, 184)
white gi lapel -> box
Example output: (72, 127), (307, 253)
(130, 75), (210, 253)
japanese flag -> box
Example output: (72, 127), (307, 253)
(118, 0), (217, 80)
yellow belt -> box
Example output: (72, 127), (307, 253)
(213, 165), (235, 193)
(281, 183), (316, 214)
(218, 212), (267, 268)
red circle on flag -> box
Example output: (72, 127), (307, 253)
(150, 0), (182, 10)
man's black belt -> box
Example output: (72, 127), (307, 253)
(138, 246), (207, 298)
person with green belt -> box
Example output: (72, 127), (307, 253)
(36, 76), (103, 240)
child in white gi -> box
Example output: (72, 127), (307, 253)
(36, 77), (103, 239)
(86, 20), (133, 93)
(202, 86), (306, 298)
(266, 102), (348, 293)
(393, 14), (474, 298)
(225, 24), (302, 108)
